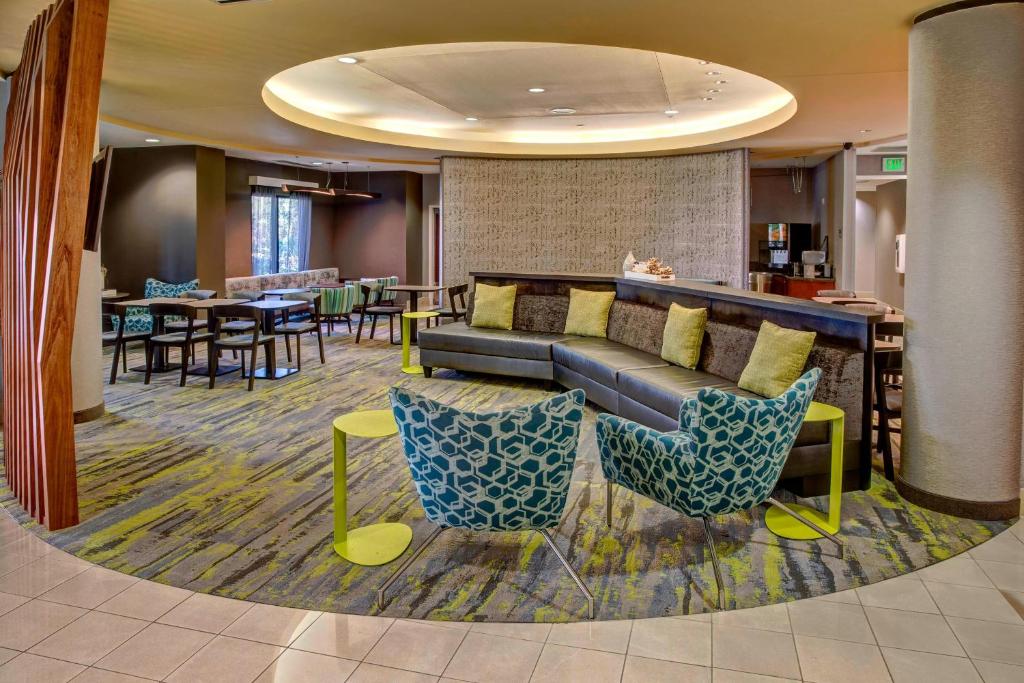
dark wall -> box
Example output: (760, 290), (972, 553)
(195, 147), (226, 294)
(102, 146), (199, 294)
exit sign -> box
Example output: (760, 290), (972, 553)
(882, 156), (906, 173)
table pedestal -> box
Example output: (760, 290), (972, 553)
(401, 312), (440, 375)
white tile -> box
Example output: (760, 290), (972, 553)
(794, 635), (891, 683)
(924, 581), (1024, 624)
(973, 658), (1024, 683)
(289, 612), (391, 659)
(221, 603), (320, 647)
(38, 567), (138, 609)
(364, 619), (466, 676)
(621, 655), (710, 682)
(712, 603), (790, 633)
(711, 626), (800, 680)
(0, 599), (86, 650)
(93, 623), (214, 680)
(0, 593), (28, 618)
(29, 611), (147, 666)
(0, 652), (84, 682)
(547, 619), (632, 653)
(166, 635), (284, 683)
(856, 576), (939, 613)
(95, 580), (192, 621)
(864, 606), (964, 655)
(786, 599), (875, 643)
(0, 553), (89, 598)
(628, 617), (711, 666)
(443, 632), (542, 682)
(918, 555), (995, 588)
(881, 648), (982, 683)
(529, 643), (624, 683)
(946, 617), (1024, 665)
(970, 533), (1024, 565)
(254, 649), (359, 683)
(348, 662), (438, 682)
(157, 592), (253, 633)
(470, 621), (552, 642)
(977, 560), (1024, 592)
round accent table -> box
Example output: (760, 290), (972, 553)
(401, 311), (440, 374)
(332, 410), (412, 565)
(765, 401), (845, 540)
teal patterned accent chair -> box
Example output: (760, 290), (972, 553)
(310, 284), (356, 334)
(380, 386), (596, 618)
(114, 277), (199, 334)
(598, 369), (831, 610)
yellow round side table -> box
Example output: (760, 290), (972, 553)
(401, 311), (439, 374)
(765, 401), (845, 540)
(332, 410), (412, 565)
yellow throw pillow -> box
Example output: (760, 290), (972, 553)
(660, 303), (707, 369)
(738, 321), (817, 397)
(470, 283), (517, 330)
(564, 288), (616, 338)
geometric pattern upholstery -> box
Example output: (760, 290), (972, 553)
(389, 386), (586, 531)
(598, 368), (820, 517)
(113, 277), (199, 333)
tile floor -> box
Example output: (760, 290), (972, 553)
(1, 510), (1023, 682)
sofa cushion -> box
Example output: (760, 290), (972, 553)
(553, 338), (668, 388)
(563, 289), (615, 337)
(471, 283), (517, 330)
(607, 301), (668, 356)
(418, 322), (572, 361)
(618, 365), (761, 420)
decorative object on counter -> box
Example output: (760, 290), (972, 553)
(801, 250), (826, 278)
(622, 251), (636, 273)
(623, 257), (676, 281)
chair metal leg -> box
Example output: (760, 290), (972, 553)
(701, 518), (725, 610)
(765, 497), (845, 559)
(605, 481), (613, 528)
(377, 526), (446, 611)
(539, 529), (595, 619)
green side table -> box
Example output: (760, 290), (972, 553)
(332, 410), (412, 565)
(401, 311), (439, 375)
(765, 401), (844, 539)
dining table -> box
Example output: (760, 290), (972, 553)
(241, 299), (311, 379)
(385, 284), (446, 343)
(113, 297), (197, 373)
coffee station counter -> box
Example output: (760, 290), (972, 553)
(774, 275), (836, 300)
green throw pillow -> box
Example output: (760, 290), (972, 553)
(470, 283), (516, 330)
(564, 288), (616, 338)
(660, 303), (707, 369)
(738, 321), (817, 398)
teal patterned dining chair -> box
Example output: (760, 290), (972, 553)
(598, 369), (835, 609)
(382, 386), (595, 618)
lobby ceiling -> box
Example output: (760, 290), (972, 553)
(0, 0), (936, 165)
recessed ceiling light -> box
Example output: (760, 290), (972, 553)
(144, 138), (160, 143)
(860, 128), (872, 133)
(549, 107), (576, 115)
(705, 71), (721, 76)
(311, 161), (324, 166)
(715, 80), (728, 85)
(706, 89), (721, 94)
(664, 109), (679, 115)
(465, 116), (478, 121)
(698, 60), (711, 65)
(337, 56), (358, 64)
(528, 87), (546, 93)
(701, 97), (714, 102)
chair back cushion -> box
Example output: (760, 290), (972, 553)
(389, 387), (586, 531)
(144, 278), (199, 299)
(312, 285), (355, 315)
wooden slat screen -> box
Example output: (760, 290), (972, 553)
(1, 0), (108, 530)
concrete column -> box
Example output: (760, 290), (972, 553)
(899, 1), (1024, 519)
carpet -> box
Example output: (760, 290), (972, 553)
(0, 331), (1009, 622)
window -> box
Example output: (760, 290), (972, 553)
(251, 188), (311, 275)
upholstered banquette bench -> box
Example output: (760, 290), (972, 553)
(224, 267), (341, 297)
(418, 273), (881, 496)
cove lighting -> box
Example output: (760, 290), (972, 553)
(528, 87), (546, 93)
(144, 138), (160, 143)
(465, 117), (478, 121)
(311, 162), (324, 165)
(337, 56), (358, 64)
(664, 109), (679, 115)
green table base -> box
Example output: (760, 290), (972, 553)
(766, 401), (844, 541)
(333, 410), (412, 565)
(401, 311), (439, 375)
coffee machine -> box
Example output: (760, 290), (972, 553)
(801, 250), (826, 278)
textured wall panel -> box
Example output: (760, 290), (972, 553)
(442, 152), (749, 289)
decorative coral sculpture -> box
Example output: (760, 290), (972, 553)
(631, 257), (675, 276)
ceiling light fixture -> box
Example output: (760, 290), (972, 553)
(698, 60), (711, 65)
(528, 87), (546, 93)
(706, 89), (721, 94)
(465, 116), (478, 121)
(311, 161), (324, 166)
(144, 138), (161, 143)
(715, 80), (728, 85)
(549, 107), (576, 115)
(701, 97), (714, 102)
(337, 56), (358, 64)
(705, 71), (721, 76)
(860, 128), (872, 133)
(664, 109), (679, 115)
(281, 161), (381, 199)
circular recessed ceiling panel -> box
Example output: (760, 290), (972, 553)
(263, 42), (796, 155)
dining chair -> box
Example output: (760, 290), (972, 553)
(355, 284), (404, 344)
(104, 302), (150, 384)
(874, 320), (904, 481)
(144, 303), (215, 387)
(381, 386), (594, 617)
(209, 304), (276, 391)
(597, 369), (829, 610)
(430, 284), (468, 327)
(165, 289), (217, 330)
(275, 292), (326, 370)
(312, 284), (356, 335)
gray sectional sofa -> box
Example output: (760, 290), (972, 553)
(417, 273), (880, 495)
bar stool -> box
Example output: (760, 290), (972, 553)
(765, 401), (844, 539)
(401, 311), (439, 374)
(332, 410), (413, 565)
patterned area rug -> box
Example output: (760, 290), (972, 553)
(0, 331), (1010, 622)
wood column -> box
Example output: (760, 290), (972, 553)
(1, 0), (109, 530)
